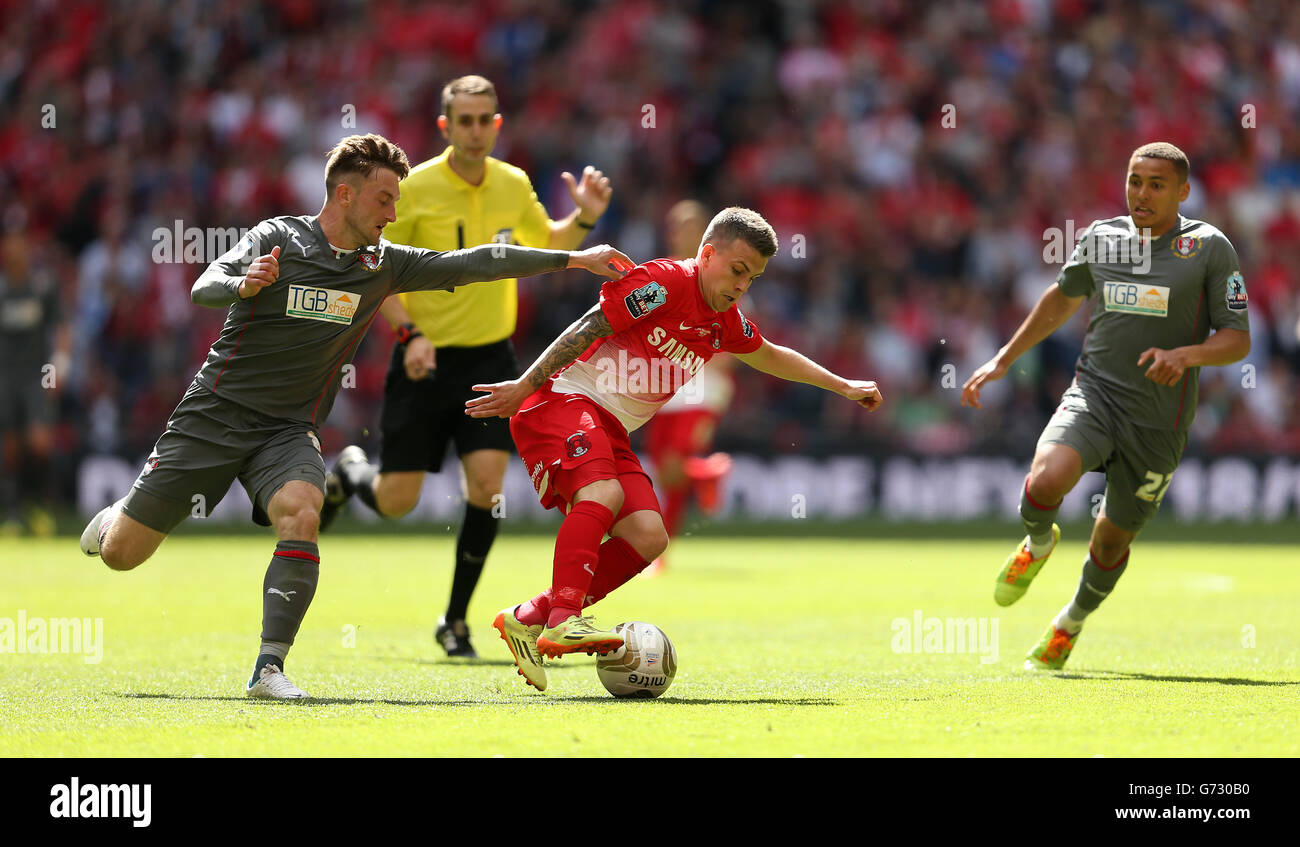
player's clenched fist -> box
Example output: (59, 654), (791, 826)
(404, 335), (436, 381)
(238, 245), (281, 299)
(961, 356), (1008, 409)
(842, 380), (883, 411)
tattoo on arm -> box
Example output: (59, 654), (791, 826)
(521, 306), (614, 389)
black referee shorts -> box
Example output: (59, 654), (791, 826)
(378, 338), (519, 473)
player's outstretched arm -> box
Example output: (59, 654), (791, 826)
(191, 245), (281, 306)
(465, 305), (614, 419)
(1137, 327), (1251, 387)
(403, 243), (634, 292)
(961, 282), (1085, 409)
(736, 339), (882, 411)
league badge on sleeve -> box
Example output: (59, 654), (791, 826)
(1226, 271), (1248, 311)
(737, 308), (754, 338)
(624, 280), (667, 319)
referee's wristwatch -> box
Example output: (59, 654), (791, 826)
(396, 322), (423, 345)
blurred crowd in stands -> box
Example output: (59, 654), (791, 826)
(4, 0), (1300, 522)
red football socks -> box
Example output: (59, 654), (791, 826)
(515, 590), (552, 627)
(546, 500), (615, 628)
(584, 537), (648, 606)
(518, 533), (649, 626)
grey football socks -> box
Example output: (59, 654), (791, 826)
(253, 540), (321, 680)
(1059, 547), (1130, 631)
(1020, 477), (1059, 553)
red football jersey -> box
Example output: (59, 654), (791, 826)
(548, 258), (763, 432)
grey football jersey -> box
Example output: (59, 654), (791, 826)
(191, 215), (566, 424)
(1057, 214), (1249, 432)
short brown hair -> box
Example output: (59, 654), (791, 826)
(324, 134), (410, 195)
(702, 207), (779, 258)
(441, 75), (498, 119)
(1131, 142), (1190, 184)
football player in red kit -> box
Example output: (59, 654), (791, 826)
(642, 200), (736, 576)
(466, 208), (882, 692)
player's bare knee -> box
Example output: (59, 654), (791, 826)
(639, 527), (669, 561)
(100, 543), (144, 572)
(575, 478), (624, 515)
(614, 513), (668, 560)
(374, 474), (421, 517)
(1029, 447), (1082, 503)
(599, 489), (626, 517)
(277, 505), (320, 541)
(1091, 541), (1130, 567)
(1090, 531), (1133, 566)
(376, 488), (419, 518)
(464, 481), (502, 511)
(1027, 464), (1071, 504)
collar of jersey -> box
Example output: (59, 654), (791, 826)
(1150, 214), (1190, 250)
(307, 215), (377, 260)
(1127, 214), (1187, 250)
(436, 148), (492, 192)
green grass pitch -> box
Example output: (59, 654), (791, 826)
(2, 533), (1296, 757)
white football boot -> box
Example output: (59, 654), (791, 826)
(246, 664), (310, 700)
(80, 500), (123, 557)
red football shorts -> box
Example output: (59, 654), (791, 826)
(510, 387), (661, 519)
(646, 408), (719, 462)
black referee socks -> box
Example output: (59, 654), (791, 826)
(445, 504), (498, 622)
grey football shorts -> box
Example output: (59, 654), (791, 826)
(121, 382), (326, 534)
(1037, 382), (1187, 533)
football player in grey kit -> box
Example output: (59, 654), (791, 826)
(962, 142), (1250, 671)
(79, 134), (633, 699)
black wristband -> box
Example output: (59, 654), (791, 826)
(396, 322), (422, 345)
(576, 218), (597, 230)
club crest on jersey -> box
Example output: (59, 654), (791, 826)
(287, 285), (361, 325)
(565, 432), (592, 458)
(710, 322), (723, 350)
(1172, 236), (1201, 258)
(358, 249), (382, 271)
(624, 280), (667, 319)
(1226, 271), (1248, 311)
